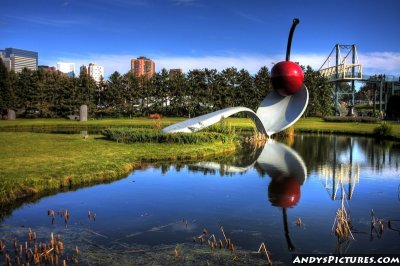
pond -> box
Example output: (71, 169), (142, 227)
(1, 135), (400, 265)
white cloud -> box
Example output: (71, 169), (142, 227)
(8, 15), (81, 27)
(359, 52), (400, 75)
(41, 51), (400, 79)
(234, 11), (264, 24)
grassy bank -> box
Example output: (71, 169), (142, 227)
(2, 117), (399, 138)
(0, 117), (184, 132)
(293, 117), (400, 139)
(0, 132), (236, 206)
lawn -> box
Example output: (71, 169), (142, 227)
(0, 131), (235, 206)
(293, 117), (400, 139)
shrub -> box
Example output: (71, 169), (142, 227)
(373, 123), (393, 138)
(102, 128), (235, 144)
(323, 116), (380, 123)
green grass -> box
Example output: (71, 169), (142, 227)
(0, 117), (186, 133)
(293, 117), (400, 139)
(0, 132), (235, 206)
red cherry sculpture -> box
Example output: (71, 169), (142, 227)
(271, 61), (304, 96)
(271, 18), (304, 96)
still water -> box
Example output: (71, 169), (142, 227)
(1, 135), (400, 265)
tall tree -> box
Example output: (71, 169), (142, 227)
(104, 71), (125, 116)
(0, 58), (16, 111)
(15, 68), (38, 116)
(168, 71), (188, 116)
(236, 69), (254, 109)
(254, 66), (271, 110)
(218, 67), (238, 109)
(303, 66), (333, 117)
(78, 65), (97, 117)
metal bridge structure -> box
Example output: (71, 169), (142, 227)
(319, 44), (400, 115)
(319, 44), (362, 115)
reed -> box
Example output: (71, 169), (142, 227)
(295, 217), (303, 227)
(257, 242), (272, 266)
(0, 228), (78, 265)
(333, 196), (354, 242)
(370, 209), (384, 238)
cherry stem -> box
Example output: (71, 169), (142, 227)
(286, 18), (300, 61)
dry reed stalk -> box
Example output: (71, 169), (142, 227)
(58, 241), (64, 251)
(333, 197), (354, 242)
(0, 240), (5, 252)
(51, 232), (55, 249)
(295, 217), (303, 227)
(33, 244), (38, 257)
(371, 209), (385, 237)
(28, 228), (33, 241)
(220, 226), (228, 245)
(5, 253), (11, 265)
(230, 243), (238, 261)
(208, 234), (217, 246)
(227, 238), (231, 248)
(257, 242), (273, 266)
(174, 246), (179, 257)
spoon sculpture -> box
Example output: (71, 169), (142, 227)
(162, 18), (308, 136)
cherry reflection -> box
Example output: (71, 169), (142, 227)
(256, 140), (307, 252)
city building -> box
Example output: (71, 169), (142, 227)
(80, 65), (88, 75)
(169, 68), (183, 77)
(57, 62), (75, 77)
(88, 63), (104, 83)
(0, 48), (38, 72)
(131, 56), (155, 78)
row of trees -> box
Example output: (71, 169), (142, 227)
(0, 58), (334, 118)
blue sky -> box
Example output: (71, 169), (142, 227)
(1, 0), (400, 78)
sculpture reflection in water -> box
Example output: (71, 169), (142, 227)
(257, 140), (306, 252)
(189, 140), (307, 251)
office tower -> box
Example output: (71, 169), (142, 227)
(131, 56), (155, 78)
(88, 63), (104, 83)
(57, 62), (76, 77)
(1, 48), (38, 72)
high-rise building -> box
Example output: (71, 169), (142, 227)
(88, 63), (104, 83)
(1, 48), (38, 72)
(57, 62), (75, 77)
(131, 56), (155, 78)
